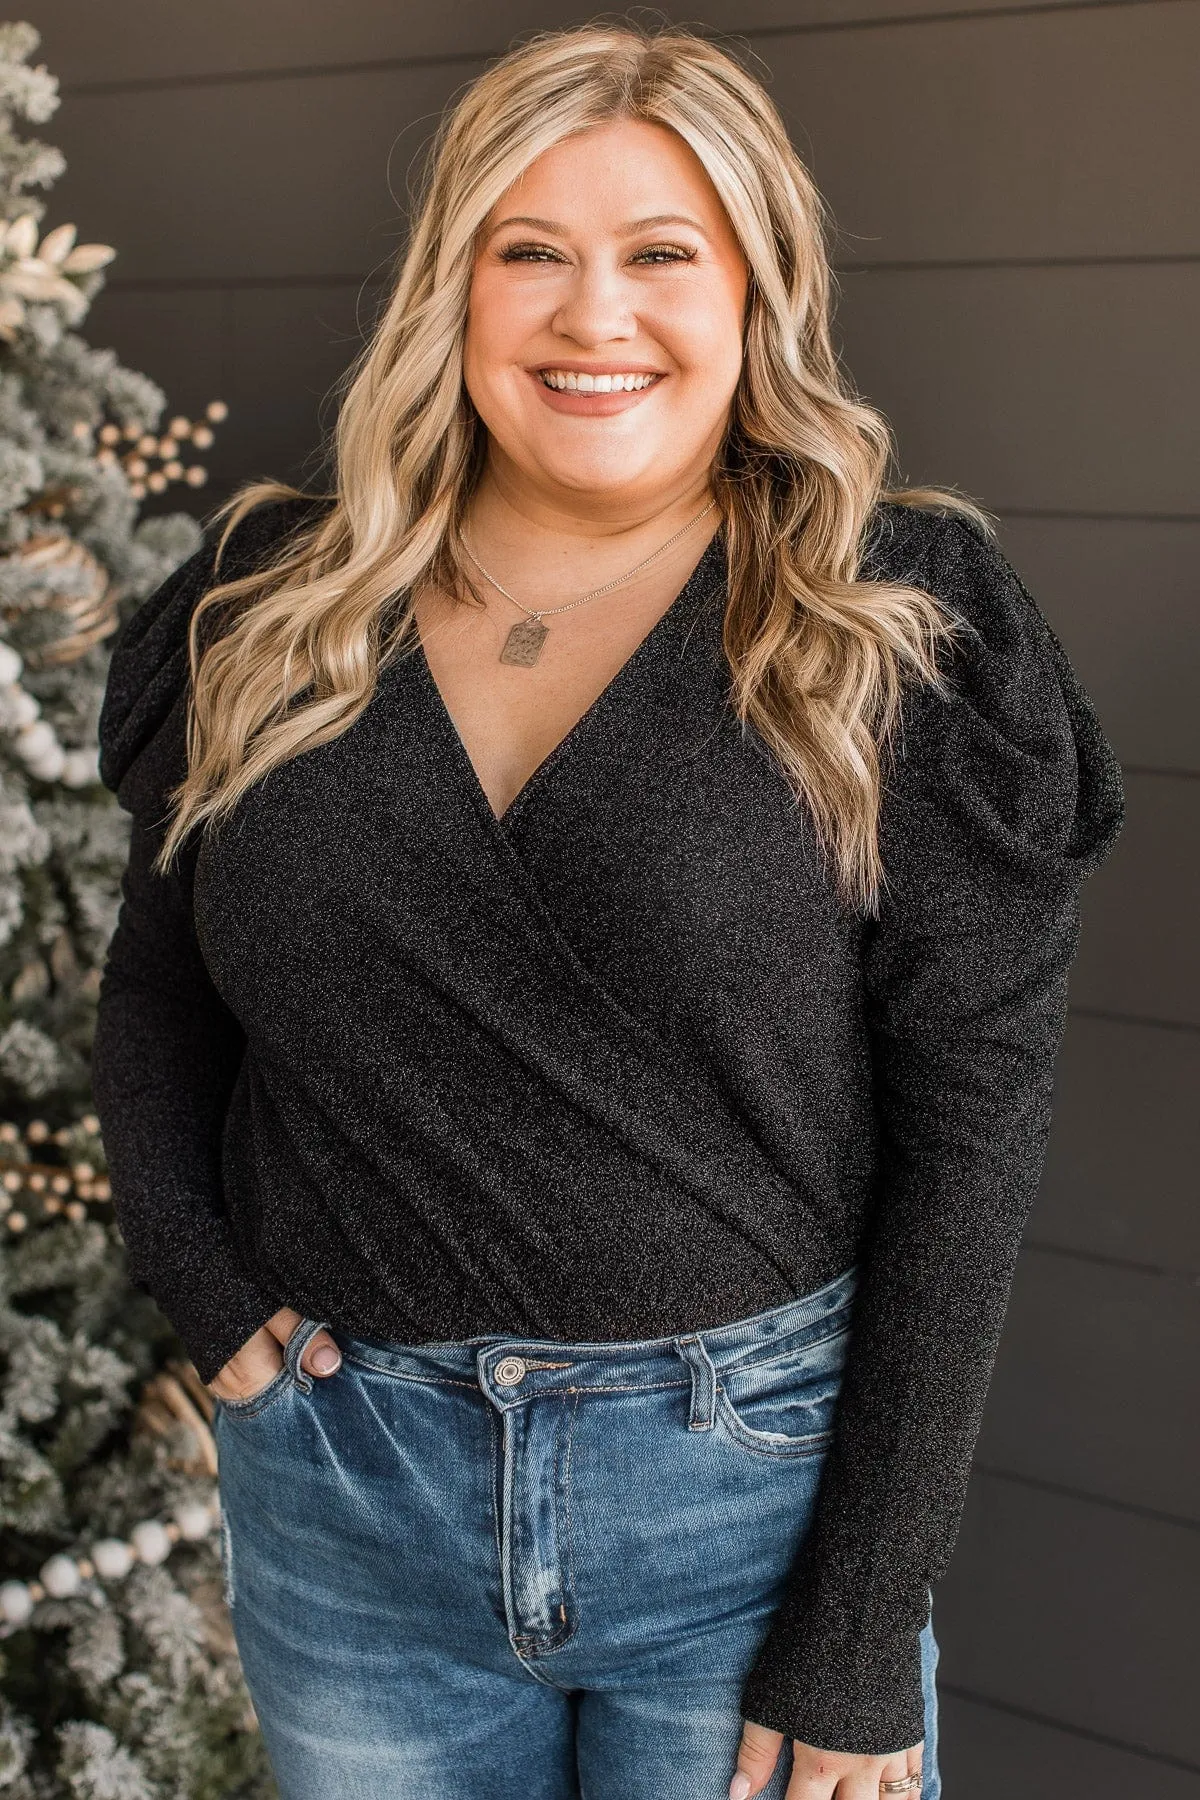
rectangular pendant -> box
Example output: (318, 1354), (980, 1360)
(500, 619), (549, 667)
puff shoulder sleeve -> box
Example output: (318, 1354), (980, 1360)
(739, 509), (1125, 1753)
(91, 498), (323, 1384)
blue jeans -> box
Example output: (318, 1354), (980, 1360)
(213, 1264), (940, 1799)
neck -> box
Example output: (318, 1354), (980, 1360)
(463, 459), (717, 565)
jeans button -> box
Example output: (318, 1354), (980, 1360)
(494, 1356), (527, 1386)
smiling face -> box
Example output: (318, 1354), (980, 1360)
(463, 118), (750, 514)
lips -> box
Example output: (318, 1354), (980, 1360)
(525, 362), (666, 417)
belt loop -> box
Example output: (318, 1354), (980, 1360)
(285, 1317), (329, 1393)
(674, 1334), (718, 1431)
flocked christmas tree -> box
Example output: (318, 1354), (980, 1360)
(0, 23), (275, 1797)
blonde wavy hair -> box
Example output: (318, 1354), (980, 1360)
(155, 19), (994, 913)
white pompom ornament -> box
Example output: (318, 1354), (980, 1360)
(131, 1520), (172, 1565)
(15, 719), (56, 759)
(0, 640), (22, 682)
(173, 1501), (212, 1541)
(0, 1580), (34, 1623)
(60, 746), (100, 787)
(8, 688), (38, 726)
(91, 1538), (135, 1580)
(24, 745), (67, 782)
(40, 1554), (82, 1597)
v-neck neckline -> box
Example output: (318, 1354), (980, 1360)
(415, 529), (726, 833)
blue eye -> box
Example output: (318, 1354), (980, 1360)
(632, 245), (697, 264)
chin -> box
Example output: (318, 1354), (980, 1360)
(531, 446), (665, 497)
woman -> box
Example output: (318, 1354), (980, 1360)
(92, 23), (1123, 1800)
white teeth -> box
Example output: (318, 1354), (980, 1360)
(538, 370), (658, 393)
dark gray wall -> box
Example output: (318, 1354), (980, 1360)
(31, 2), (1199, 1792)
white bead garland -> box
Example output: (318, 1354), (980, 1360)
(1, 635), (100, 789)
(0, 1495), (221, 1633)
(0, 1128), (224, 1634)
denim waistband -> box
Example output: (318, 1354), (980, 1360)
(321, 1264), (860, 1407)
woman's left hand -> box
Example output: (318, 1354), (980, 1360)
(729, 1721), (924, 1798)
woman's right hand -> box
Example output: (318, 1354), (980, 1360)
(204, 1305), (343, 1403)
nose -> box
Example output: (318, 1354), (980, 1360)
(551, 259), (637, 347)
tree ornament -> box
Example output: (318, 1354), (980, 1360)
(129, 1520), (172, 1566)
(91, 1539), (135, 1580)
(6, 529), (118, 666)
(40, 1554), (83, 1598)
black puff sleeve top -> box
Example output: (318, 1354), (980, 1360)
(92, 496), (1124, 1755)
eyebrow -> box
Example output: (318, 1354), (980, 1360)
(486, 212), (709, 238)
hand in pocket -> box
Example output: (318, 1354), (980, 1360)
(205, 1306), (342, 1404)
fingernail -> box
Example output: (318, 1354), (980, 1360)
(729, 1775), (752, 1800)
(311, 1345), (341, 1374)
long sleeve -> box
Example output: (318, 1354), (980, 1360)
(91, 498), (320, 1386)
(739, 512), (1125, 1753)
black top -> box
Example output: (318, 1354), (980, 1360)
(92, 494), (1124, 1756)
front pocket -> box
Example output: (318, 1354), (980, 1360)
(215, 1361), (294, 1420)
(714, 1327), (849, 1459)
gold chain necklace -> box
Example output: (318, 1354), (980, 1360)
(460, 499), (718, 667)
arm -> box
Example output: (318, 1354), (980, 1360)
(90, 502), (320, 1386)
(91, 799), (285, 1387)
(739, 513), (1125, 1753)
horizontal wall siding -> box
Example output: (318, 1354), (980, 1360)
(975, 1250), (1200, 1518)
(1072, 774), (1200, 1025)
(837, 265), (1200, 516)
(765, 2), (1200, 263)
(939, 1693), (1200, 1800)
(47, 65), (473, 285)
(47, 5), (1200, 282)
(998, 519), (1200, 773)
(30, 1), (1174, 88)
(1035, 1012), (1200, 1272)
(935, 1473), (1200, 1765)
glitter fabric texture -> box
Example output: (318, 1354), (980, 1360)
(92, 495), (1124, 1753)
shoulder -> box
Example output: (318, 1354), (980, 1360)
(98, 494), (331, 804)
(868, 501), (1064, 716)
(864, 501), (1124, 887)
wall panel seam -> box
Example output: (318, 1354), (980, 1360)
(1023, 1238), (1200, 1284)
(970, 1463), (1200, 1533)
(58, 0), (1195, 99)
(937, 1683), (1200, 1774)
(837, 254), (1200, 272)
(1068, 1006), (1200, 1036)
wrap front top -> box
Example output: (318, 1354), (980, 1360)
(92, 493), (1124, 1755)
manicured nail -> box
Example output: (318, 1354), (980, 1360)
(311, 1345), (341, 1373)
(729, 1775), (752, 1800)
